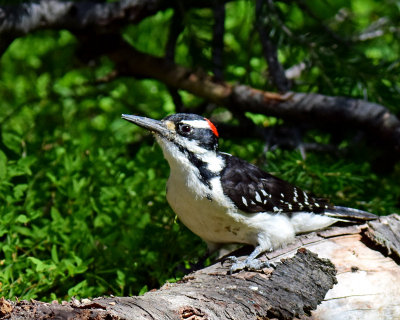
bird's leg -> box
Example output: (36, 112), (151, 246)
(226, 245), (274, 274)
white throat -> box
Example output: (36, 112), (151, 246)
(155, 135), (224, 178)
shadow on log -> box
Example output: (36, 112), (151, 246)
(1, 214), (399, 320)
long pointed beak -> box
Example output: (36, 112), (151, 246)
(121, 114), (171, 137)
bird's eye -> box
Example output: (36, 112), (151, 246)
(180, 124), (192, 134)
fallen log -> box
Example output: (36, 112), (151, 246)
(1, 214), (399, 320)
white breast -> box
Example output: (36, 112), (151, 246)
(166, 164), (253, 245)
(157, 137), (253, 245)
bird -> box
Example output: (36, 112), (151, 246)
(121, 113), (377, 273)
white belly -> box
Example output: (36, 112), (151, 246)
(166, 172), (254, 245)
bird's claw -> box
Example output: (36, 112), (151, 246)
(221, 255), (239, 266)
(223, 256), (275, 274)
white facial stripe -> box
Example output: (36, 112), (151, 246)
(198, 152), (225, 172)
(172, 135), (224, 172)
(181, 120), (210, 129)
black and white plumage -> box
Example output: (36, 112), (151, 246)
(220, 155), (331, 214)
(122, 113), (377, 273)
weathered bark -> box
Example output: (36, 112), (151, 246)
(1, 215), (400, 320)
(1, 249), (336, 320)
(365, 213), (400, 260)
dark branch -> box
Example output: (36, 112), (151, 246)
(212, 0), (225, 81)
(165, 7), (184, 62)
(232, 86), (400, 152)
(101, 40), (400, 152)
(0, 0), (234, 56)
(0, 0), (166, 55)
(2, 0), (399, 154)
(165, 8), (185, 112)
(255, 0), (291, 92)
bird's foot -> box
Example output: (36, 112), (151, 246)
(224, 256), (275, 274)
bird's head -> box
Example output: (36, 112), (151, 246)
(122, 113), (220, 155)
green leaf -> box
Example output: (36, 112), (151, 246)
(0, 150), (7, 180)
(51, 245), (59, 264)
(16, 214), (29, 224)
(28, 257), (47, 272)
(67, 280), (88, 297)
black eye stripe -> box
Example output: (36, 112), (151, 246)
(175, 123), (218, 151)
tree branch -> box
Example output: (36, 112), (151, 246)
(165, 8), (185, 112)
(255, 0), (291, 92)
(0, 0), (163, 55)
(104, 41), (400, 152)
(2, 0), (399, 153)
(0, 0), (233, 56)
(212, 0), (226, 81)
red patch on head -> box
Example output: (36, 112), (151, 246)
(205, 118), (219, 137)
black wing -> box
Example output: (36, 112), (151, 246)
(220, 154), (332, 214)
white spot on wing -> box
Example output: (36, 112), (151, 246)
(242, 196), (248, 207)
(293, 188), (298, 202)
(255, 192), (262, 202)
(261, 190), (268, 196)
(280, 193), (284, 198)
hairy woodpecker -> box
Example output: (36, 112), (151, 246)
(122, 113), (377, 273)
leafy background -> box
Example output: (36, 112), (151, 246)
(0, 0), (399, 300)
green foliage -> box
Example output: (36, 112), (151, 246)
(0, 0), (399, 301)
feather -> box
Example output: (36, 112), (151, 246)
(220, 154), (332, 215)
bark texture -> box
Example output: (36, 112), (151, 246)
(365, 213), (400, 259)
(2, 215), (400, 320)
(0, 249), (336, 320)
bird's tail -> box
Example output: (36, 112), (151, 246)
(324, 206), (378, 221)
